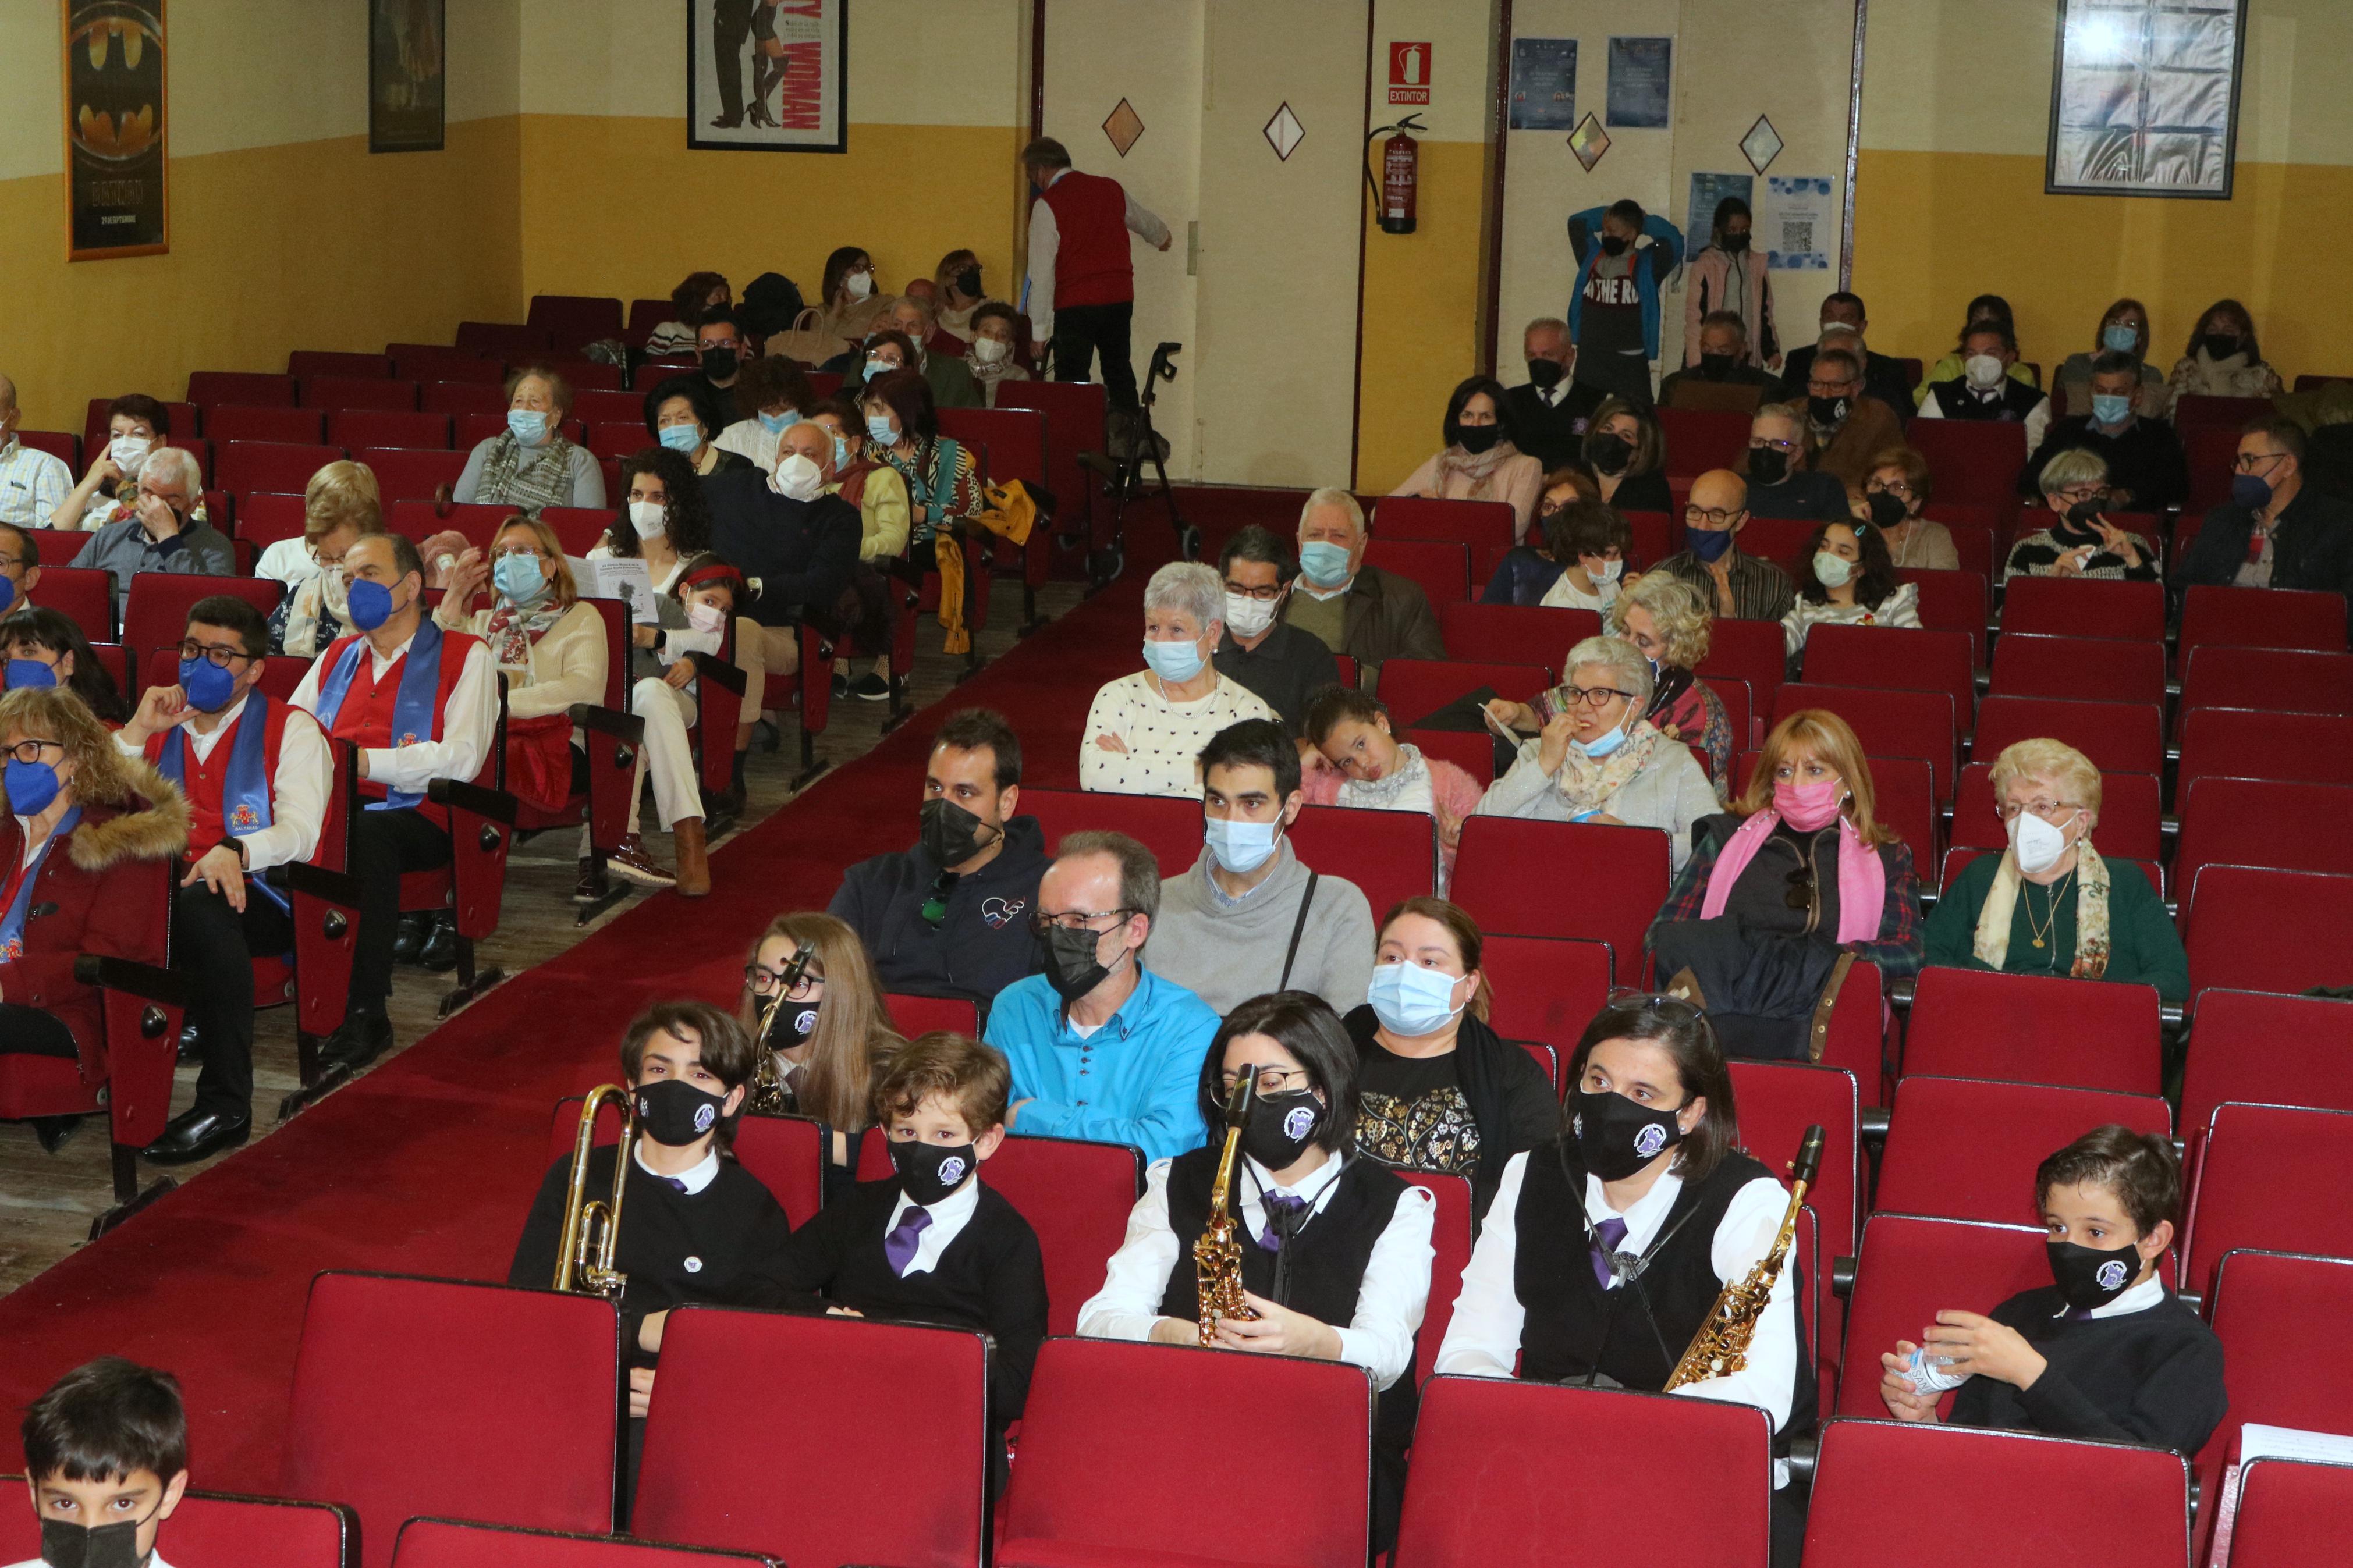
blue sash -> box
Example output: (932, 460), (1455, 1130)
(157, 701), (290, 915)
(312, 620), (447, 812)
(0, 806), (81, 963)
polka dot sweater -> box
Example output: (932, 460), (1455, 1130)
(1078, 670), (1278, 798)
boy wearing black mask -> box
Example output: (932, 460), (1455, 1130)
(773, 1031), (1046, 1491)
(1877, 1125), (2226, 1455)
(13, 1358), (189, 1568)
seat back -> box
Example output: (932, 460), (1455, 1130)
(2202, 1251), (2353, 1537)
(1837, 1213), (2057, 1416)
(1970, 693), (2163, 776)
(1450, 816), (1670, 986)
(1988, 631), (2167, 707)
(883, 993), (981, 1037)
(2181, 991), (2353, 1158)
(1399, 1170), (1473, 1391)
(391, 1517), (775, 1568)
(2178, 777), (2353, 888)
(357, 446), (471, 503)
(2184, 865), (2353, 1004)
(1017, 787), (1201, 878)
(730, 1112), (826, 1226)
(1479, 934), (1612, 1050)
(527, 294), (627, 351)
(282, 1272), (620, 1568)
(0, 1483), (353, 1568)
(328, 410), (452, 450)
(1393, 1377), (1773, 1567)
(1907, 418), (2030, 504)
(2180, 645), (2353, 720)
(1947, 761), (2162, 863)
(121, 575), (284, 694)
(1694, 616), (1787, 713)
(1999, 574), (2167, 642)
(419, 377), (509, 411)
(634, 1307), (988, 1568)
(1402, 724), (1493, 787)
(1875, 1075), (2171, 1225)
(301, 376), (420, 413)
(217, 440), (348, 496)
(1773, 681), (1957, 801)
(234, 491), (311, 549)
(1362, 537), (1470, 606)
(1900, 567), (1990, 662)
(2184, 1103), (2353, 1300)
(2181, 583), (2349, 668)
(979, 1132), (1144, 1336)
(541, 506), (620, 559)
(1802, 624), (1978, 724)
(1437, 602), (1602, 667)
(1373, 657), (1553, 727)
(1290, 803), (1435, 923)
(995, 379), (1109, 544)
(1000, 1337), (1372, 1568)
(29, 565), (117, 643)
(2220, 1456), (2353, 1568)
(208, 404), (328, 445)
(2178, 707), (2353, 790)
(1905, 968), (2163, 1095)
(1654, 406), (1753, 477)
(1374, 495), (1517, 556)
(387, 500), (515, 552)
(1729, 1060), (1861, 1282)
(187, 371), (296, 408)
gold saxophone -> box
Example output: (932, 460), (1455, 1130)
(1193, 1069), (1259, 1343)
(553, 1084), (638, 1299)
(1665, 1123), (1824, 1389)
(746, 940), (818, 1117)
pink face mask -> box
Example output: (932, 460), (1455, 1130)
(1773, 776), (1846, 831)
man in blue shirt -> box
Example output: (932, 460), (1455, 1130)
(984, 829), (1219, 1163)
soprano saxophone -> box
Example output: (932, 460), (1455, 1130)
(1665, 1123), (1824, 1389)
(1193, 1069), (1258, 1342)
(746, 940), (817, 1117)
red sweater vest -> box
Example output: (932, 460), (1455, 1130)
(144, 696), (293, 850)
(1040, 170), (1134, 310)
(320, 629), (478, 826)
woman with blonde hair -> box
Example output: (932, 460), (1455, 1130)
(1610, 572), (1733, 795)
(739, 910), (905, 1193)
(1923, 739), (2186, 1001)
(269, 460), (385, 656)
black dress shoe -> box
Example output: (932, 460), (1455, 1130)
(391, 910), (431, 965)
(317, 1011), (393, 1073)
(177, 1021), (203, 1064)
(418, 913), (460, 973)
(143, 1107), (251, 1165)
(31, 1114), (85, 1154)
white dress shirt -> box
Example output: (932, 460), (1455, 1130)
(1078, 1151), (1436, 1391)
(112, 695), (329, 872)
(1915, 384), (2052, 452)
(637, 1142), (721, 1195)
(289, 627), (497, 797)
(2060, 1271), (2164, 1320)
(0, 437), (70, 530)
(883, 1171), (983, 1277)
(1022, 168), (1172, 344)
(254, 535), (321, 589)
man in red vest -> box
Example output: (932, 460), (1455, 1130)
(290, 532), (496, 1072)
(116, 595), (331, 1162)
(1020, 136), (1172, 420)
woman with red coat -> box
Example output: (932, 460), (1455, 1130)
(0, 684), (189, 1151)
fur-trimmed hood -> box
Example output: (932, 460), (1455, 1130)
(56, 756), (191, 872)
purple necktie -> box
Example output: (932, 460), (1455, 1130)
(1258, 1193), (1308, 1252)
(885, 1206), (932, 1277)
(2064, 1306), (2096, 1322)
(1589, 1216), (1629, 1288)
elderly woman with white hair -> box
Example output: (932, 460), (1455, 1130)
(1611, 573), (1733, 798)
(2003, 447), (2159, 583)
(1080, 561), (1278, 797)
(1475, 635), (1719, 870)
(1923, 738), (2187, 1002)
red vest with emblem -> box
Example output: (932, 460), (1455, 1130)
(314, 628), (480, 829)
(142, 695), (294, 850)
(1040, 169), (1135, 309)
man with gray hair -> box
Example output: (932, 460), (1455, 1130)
(0, 374), (70, 530)
(1283, 488), (1444, 688)
(69, 443), (234, 613)
(982, 828), (1220, 1163)
(1080, 560), (1277, 796)
(1504, 316), (1603, 470)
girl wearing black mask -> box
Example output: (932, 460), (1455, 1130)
(2003, 448), (2159, 583)
(1390, 375), (1545, 543)
(1436, 994), (1813, 1564)
(736, 911), (904, 1195)
(1077, 990), (1435, 1550)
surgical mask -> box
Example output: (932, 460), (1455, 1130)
(2101, 323), (2139, 354)
(6, 657), (58, 691)
(2008, 806), (2076, 876)
(1599, 234), (1629, 257)
(1041, 923), (1120, 1002)
(1963, 354), (2006, 391)
(507, 409), (549, 446)
(1574, 720), (1629, 758)
(346, 578), (395, 631)
(1808, 394), (1850, 428)
(1589, 558), (1625, 585)
(701, 346), (740, 381)
(180, 656), (239, 713)
(866, 413), (900, 447)
(1573, 1087), (1686, 1182)
(2091, 394), (2132, 427)
(1866, 489), (1909, 529)
(108, 435), (152, 475)
(1242, 1090), (1325, 1171)
(685, 600), (726, 635)
(5, 756), (62, 816)
(1588, 433), (1633, 475)
(1204, 815), (1282, 874)
(1812, 550), (1854, 589)
(1686, 526), (1735, 564)
(1747, 447), (1791, 486)
(634, 1077), (728, 1147)
(494, 553), (546, 605)
(973, 337), (1012, 366)
(2047, 1237), (2143, 1313)
(39, 1499), (163, 1568)
(844, 270), (875, 300)
(2230, 473), (2273, 511)
(658, 422), (702, 454)
(1223, 592), (1278, 638)
(773, 453), (825, 502)
(1526, 358), (1566, 391)
(1366, 961), (1462, 1037)
(831, 433), (851, 470)
(1141, 636), (1205, 684)
(758, 408), (800, 435)
(920, 796), (992, 867)
(891, 1137), (979, 1206)
(864, 358), (897, 383)
(955, 266), (983, 297)
(1298, 541), (1352, 588)
(1774, 776), (1846, 831)
(629, 500), (668, 539)
(1698, 353), (1738, 381)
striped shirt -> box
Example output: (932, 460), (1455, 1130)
(1654, 547), (1797, 622)
(0, 439), (70, 530)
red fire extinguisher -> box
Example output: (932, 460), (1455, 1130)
(1368, 114), (1425, 235)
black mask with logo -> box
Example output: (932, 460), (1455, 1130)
(765, 998), (818, 1053)
(1572, 1087), (1687, 1181)
(891, 1137), (979, 1206)
(1808, 394), (1850, 429)
(1241, 1089), (1326, 1170)
(636, 1078), (729, 1147)
(920, 796), (993, 868)
(2047, 1238), (2144, 1312)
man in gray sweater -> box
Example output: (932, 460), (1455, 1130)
(1149, 719), (1375, 1018)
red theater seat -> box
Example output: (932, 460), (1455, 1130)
(218, 441), (346, 496)
(1898, 568), (1990, 662)
(1988, 631), (2166, 707)
(207, 404), (326, 445)
(2220, 1456), (2353, 1568)
(122, 575), (283, 695)
(1655, 406), (1752, 477)
(1451, 816), (1669, 987)
(1970, 693), (2163, 776)
(1374, 495), (1517, 554)
(2177, 777), (2353, 890)
(1400, 1170), (1472, 1390)
(2178, 707), (2353, 791)
(2183, 865), (2353, 1004)
(1803, 624), (1978, 726)
(2180, 990), (2353, 1167)
(528, 294), (626, 352)
(730, 1112), (825, 1226)
(420, 379), (508, 414)
(186, 371), (296, 408)
(1289, 803), (1435, 924)
(1999, 574), (2166, 642)
(2179, 645), (2353, 721)
(330, 410), (452, 450)
(1837, 1212), (2056, 1417)
(359, 447), (470, 503)
(1876, 1075), (2170, 1225)
(1907, 419), (2029, 506)
(1905, 967), (2162, 1095)
(2183, 1103), (2353, 1302)
(1363, 537), (1470, 606)
(1438, 601), (1601, 667)
(974, 1132), (1145, 1337)
(2180, 582), (2349, 662)
(390, 1519), (776, 1568)
(541, 506), (620, 558)
(289, 350), (393, 379)
(1773, 682), (1957, 801)
(1017, 787), (1201, 879)
(1695, 616), (1789, 713)
(2198, 1251), (2353, 1562)
(1730, 1058), (1862, 1290)
(1375, 657), (1553, 727)
(1481, 933), (1612, 1049)
(28, 566), (116, 643)
(301, 376), (420, 412)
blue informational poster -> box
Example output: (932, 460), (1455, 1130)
(1684, 172), (1754, 264)
(1761, 175), (1836, 271)
(1508, 38), (1578, 131)
(1606, 36), (1673, 129)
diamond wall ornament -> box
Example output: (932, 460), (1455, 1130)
(1263, 102), (1304, 162)
(1568, 112), (1610, 172)
(1741, 115), (1784, 175)
(1102, 98), (1144, 158)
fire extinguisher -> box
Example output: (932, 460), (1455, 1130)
(1367, 113), (1425, 236)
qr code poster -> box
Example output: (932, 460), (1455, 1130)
(1760, 175), (1833, 272)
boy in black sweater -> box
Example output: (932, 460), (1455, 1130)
(1878, 1125), (2227, 1454)
(776, 1030), (1048, 1482)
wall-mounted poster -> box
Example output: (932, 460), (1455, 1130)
(1605, 36), (1672, 130)
(1507, 38), (1578, 132)
(62, 0), (168, 261)
(690, 0), (849, 153)
(1758, 175), (1834, 272)
(2047, 0), (2244, 199)
(370, 0), (444, 154)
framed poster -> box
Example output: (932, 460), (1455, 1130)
(689, 0), (848, 153)
(1605, 36), (1672, 130)
(62, 0), (168, 261)
(1507, 38), (1577, 132)
(2046, 0), (2244, 199)
(370, 0), (445, 154)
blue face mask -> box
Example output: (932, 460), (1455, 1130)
(866, 413), (900, 447)
(5, 756), (61, 817)
(2101, 323), (2139, 354)
(1204, 815), (1281, 874)
(346, 577), (396, 631)
(657, 422), (702, 454)
(1141, 636), (1206, 684)
(5, 657), (56, 691)
(2231, 473), (2274, 511)
(0, 575), (15, 614)
(758, 408), (800, 435)
(832, 433), (851, 470)
(1366, 961), (1463, 1037)
(1687, 525), (1736, 563)
(2091, 394), (2132, 426)
(1298, 540), (1353, 587)
(494, 553), (549, 606)
(1574, 719), (1630, 758)
(864, 359), (897, 383)
(507, 409), (550, 446)
(179, 656), (239, 713)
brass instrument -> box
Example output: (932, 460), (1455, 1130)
(747, 940), (818, 1116)
(553, 1084), (639, 1299)
(1193, 1068), (1258, 1343)
(1665, 1123), (1824, 1389)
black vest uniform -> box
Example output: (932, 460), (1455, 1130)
(1925, 376), (2045, 424)
(1157, 1147), (1416, 1546)
(1511, 1136), (1815, 1443)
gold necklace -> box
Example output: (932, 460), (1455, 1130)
(2024, 869), (2074, 951)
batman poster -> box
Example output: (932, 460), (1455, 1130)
(65, 1), (168, 260)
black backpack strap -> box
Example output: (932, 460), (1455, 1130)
(1278, 872), (1321, 991)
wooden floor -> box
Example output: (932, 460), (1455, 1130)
(0, 578), (1089, 1298)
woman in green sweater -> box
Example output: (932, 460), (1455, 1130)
(1923, 739), (2188, 1002)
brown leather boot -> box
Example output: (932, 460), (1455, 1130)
(673, 817), (711, 898)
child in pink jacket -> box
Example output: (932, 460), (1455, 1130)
(1300, 686), (1485, 893)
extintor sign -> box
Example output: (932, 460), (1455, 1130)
(1388, 41), (1431, 105)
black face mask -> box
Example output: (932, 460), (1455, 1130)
(2047, 1238), (2144, 1312)
(765, 997), (819, 1053)
(1809, 394), (1850, 429)
(1698, 353), (1738, 381)
(919, 796), (993, 868)
(1587, 433), (1633, 475)
(1599, 234), (1630, 257)
(2198, 333), (2242, 361)
(1573, 1087), (1687, 1182)
(890, 1137), (979, 1206)
(1040, 924), (1119, 1002)
(1722, 230), (1750, 254)
(954, 266), (982, 298)
(2063, 498), (2105, 529)
(1526, 358), (1566, 391)
(1456, 425), (1500, 456)
(41, 1513), (155, 1568)
(1866, 489), (1910, 529)
(1747, 447), (1791, 485)
(701, 346), (740, 381)
(635, 1077), (729, 1147)
(1241, 1089), (1325, 1170)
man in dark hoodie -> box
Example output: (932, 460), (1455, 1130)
(829, 708), (1049, 1005)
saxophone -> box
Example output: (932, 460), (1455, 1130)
(746, 940), (817, 1116)
(1193, 1069), (1259, 1343)
(1665, 1123), (1824, 1389)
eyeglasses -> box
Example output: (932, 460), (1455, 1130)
(2053, 486), (2105, 506)
(2233, 450), (2288, 475)
(0, 556), (21, 572)
(744, 962), (824, 1000)
(1749, 436), (1799, 453)
(1996, 799), (2079, 824)
(493, 547), (543, 561)
(176, 639), (251, 668)
(3, 738), (63, 765)
(1223, 581), (1284, 602)
(920, 869), (960, 929)
(1219, 1065), (1312, 1095)
(1864, 477), (1914, 497)
(1684, 505), (1742, 528)
(1030, 907), (1138, 934)
(1805, 379), (1854, 397)
(1561, 684), (1635, 707)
